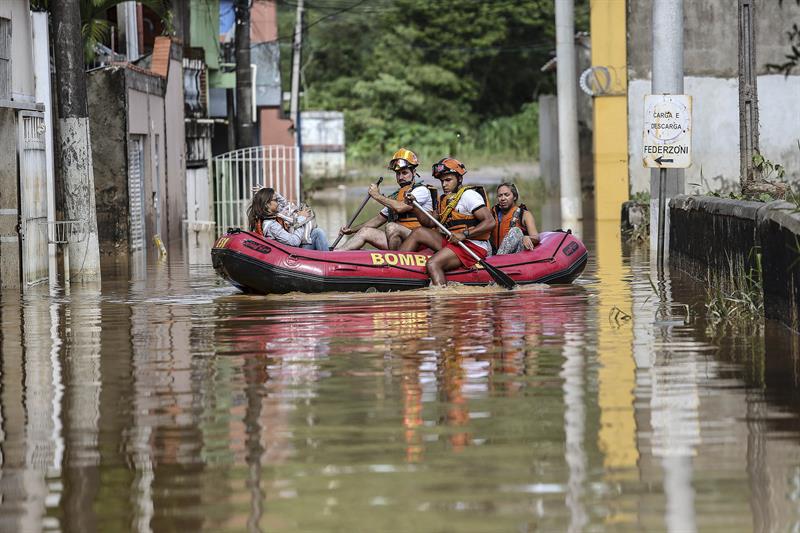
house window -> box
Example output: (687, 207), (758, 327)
(0, 18), (10, 100)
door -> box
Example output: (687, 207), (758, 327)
(128, 135), (146, 255)
(18, 111), (48, 288)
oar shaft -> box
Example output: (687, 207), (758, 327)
(330, 176), (384, 250)
(411, 200), (482, 262)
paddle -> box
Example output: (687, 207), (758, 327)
(329, 176), (384, 251)
(411, 200), (517, 290)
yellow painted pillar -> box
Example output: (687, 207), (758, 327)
(591, 0), (629, 221)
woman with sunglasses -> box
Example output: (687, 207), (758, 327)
(491, 182), (539, 254)
(247, 187), (329, 251)
(399, 157), (496, 286)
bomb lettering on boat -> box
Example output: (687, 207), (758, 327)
(370, 253), (428, 267)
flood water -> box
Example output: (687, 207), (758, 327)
(2, 195), (800, 531)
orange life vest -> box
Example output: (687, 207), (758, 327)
(491, 203), (527, 249)
(388, 182), (438, 229)
(437, 186), (491, 240)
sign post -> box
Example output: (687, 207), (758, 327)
(642, 94), (692, 269)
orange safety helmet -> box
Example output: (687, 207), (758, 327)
(388, 148), (419, 171)
(432, 157), (467, 179)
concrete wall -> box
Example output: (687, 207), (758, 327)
(0, 1), (35, 288)
(0, 108), (19, 288)
(164, 55), (186, 245)
(301, 111), (345, 179)
(88, 66), (167, 256)
(670, 195), (800, 331)
(627, 0), (800, 194)
(538, 94), (560, 193)
(670, 195), (762, 276)
(87, 69), (130, 253)
(0, 1), (35, 102)
(128, 87), (167, 248)
(758, 203), (800, 330)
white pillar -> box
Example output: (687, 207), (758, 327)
(31, 12), (57, 288)
(117, 2), (139, 60)
(649, 0), (685, 255)
(555, 0), (582, 226)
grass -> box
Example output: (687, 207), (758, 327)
(703, 252), (764, 329)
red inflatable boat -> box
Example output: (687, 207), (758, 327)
(212, 229), (588, 294)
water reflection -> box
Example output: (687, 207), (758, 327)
(3, 197), (800, 531)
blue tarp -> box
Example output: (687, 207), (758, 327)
(219, 0), (235, 42)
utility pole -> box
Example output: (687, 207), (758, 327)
(117, 2), (139, 60)
(649, 0), (684, 260)
(235, 0), (254, 148)
(738, 0), (759, 194)
(555, 0), (582, 226)
(290, 0), (304, 144)
(51, 0), (102, 282)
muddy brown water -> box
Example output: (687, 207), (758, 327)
(1, 195), (800, 531)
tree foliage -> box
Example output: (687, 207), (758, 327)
(279, 0), (587, 161)
(30, 0), (170, 61)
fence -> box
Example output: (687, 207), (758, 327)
(213, 145), (300, 232)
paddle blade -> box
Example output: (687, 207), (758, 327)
(480, 259), (517, 290)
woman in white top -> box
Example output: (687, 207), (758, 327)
(247, 187), (329, 251)
(399, 158), (496, 286)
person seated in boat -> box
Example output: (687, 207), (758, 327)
(491, 182), (540, 254)
(339, 148), (437, 250)
(399, 158), (496, 286)
(247, 187), (330, 251)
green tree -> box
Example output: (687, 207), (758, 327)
(278, 0), (587, 162)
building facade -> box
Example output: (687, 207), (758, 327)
(0, 1), (53, 289)
(626, 0), (800, 194)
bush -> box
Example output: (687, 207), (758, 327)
(346, 101), (538, 164)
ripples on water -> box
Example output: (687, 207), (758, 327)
(1, 222), (800, 532)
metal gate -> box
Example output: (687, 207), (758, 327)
(213, 145), (300, 231)
(128, 135), (146, 254)
(18, 111), (48, 288)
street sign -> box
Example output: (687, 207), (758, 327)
(642, 94), (692, 168)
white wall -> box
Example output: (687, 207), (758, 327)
(0, 1), (35, 101)
(301, 111), (345, 179)
(629, 75), (800, 194)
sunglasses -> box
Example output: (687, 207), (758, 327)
(389, 158), (412, 171)
(432, 162), (463, 177)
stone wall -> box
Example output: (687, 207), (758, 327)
(670, 194), (800, 330)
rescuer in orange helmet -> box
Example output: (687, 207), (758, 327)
(339, 148), (438, 250)
(399, 157), (496, 286)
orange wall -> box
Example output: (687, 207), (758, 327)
(260, 108), (294, 146)
(251, 0), (278, 43)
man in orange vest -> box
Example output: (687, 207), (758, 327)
(399, 158), (496, 286)
(339, 149), (437, 250)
